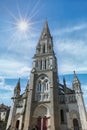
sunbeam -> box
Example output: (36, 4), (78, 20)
(1, 0), (42, 33)
(0, 0), (43, 56)
(17, 20), (29, 32)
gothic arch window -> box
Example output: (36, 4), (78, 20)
(43, 44), (45, 53)
(73, 118), (79, 130)
(35, 75), (50, 102)
(60, 109), (64, 123)
(49, 45), (52, 52)
(35, 60), (38, 68)
(37, 81), (41, 92)
(47, 84), (48, 90)
(44, 59), (46, 69)
(36, 47), (40, 54)
(46, 81), (48, 90)
(40, 60), (42, 70)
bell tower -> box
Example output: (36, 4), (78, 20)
(32, 21), (56, 72)
(23, 21), (59, 130)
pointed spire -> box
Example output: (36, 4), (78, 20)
(14, 78), (21, 96)
(63, 77), (66, 86)
(73, 71), (80, 85)
(16, 78), (21, 91)
(43, 20), (50, 32)
(26, 80), (29, 90)
(35, 21), (53, 55)
(25, 80), (29, 96)
(40, 21), (52, 40)
(63, 77), (67, 93)
(73, 71), (82, 92)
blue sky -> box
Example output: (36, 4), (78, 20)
(0, 0), (87, 108)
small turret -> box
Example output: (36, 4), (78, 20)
(26, 80), (29, 90)
(14, 78), (21, 97)
(72, 71), (82, 93)
(25, 80), (29, 96)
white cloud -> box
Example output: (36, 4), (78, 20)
(56, 39), (87, 74)
(53, 22), (87, 74)
(0, 77), (14, 105)
(17, 66), (31, 77)
(53, 23), (87, 35)
(56, 40), (87, 57)
(0, 84), (13, 91)
(0, 76), (4, 86)
(0, 91), (13, 105)
(0, 30), (38, 79)
(0, 58), (31, 78)
(0, 77), (13, 91)
(1, 22), (87, 76)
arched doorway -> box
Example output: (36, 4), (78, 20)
(73, 118), (79, 130)
(43, 116), (48, 130)
(33, 105), (49, 130)
(60, 109), (64, 123)
(37, 116), (48, 130)
(16, 120), (20, 130)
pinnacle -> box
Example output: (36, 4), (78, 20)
(16, 78), (21, 91)
(63, 77), (66, 84)
(63, 77), (66, 88)
(44, 20), (49, 30)
(73, 71), (80, 85)
(40, 21), (51, 40)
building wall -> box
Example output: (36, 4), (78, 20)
(0, 104), (10, 130)
(59, 93), (87, 130)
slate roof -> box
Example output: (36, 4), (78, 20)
(0, 104), (10, 111)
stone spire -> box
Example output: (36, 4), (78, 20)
(32, 21), (57, 72)
(14, 78), (21, 97)
(40, 21), (52, 40)
(36, 21), (53, 55)
(73, 71), (80, 86)
(73, 71), (81, 92)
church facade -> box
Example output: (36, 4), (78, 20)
(6, 22), (87, 130)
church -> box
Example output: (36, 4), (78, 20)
(6, 22), (87, 130)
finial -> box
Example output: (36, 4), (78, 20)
(44, 20), (48, 29)
(63, 76), (66, 86)
(18, 78), (20, 82)
(17, 78), (20, 85)
(74, 70), (76, 75)
(63, 76), (65, 83)
(73, 70), (80, 85)
(16, 78), (21, 90)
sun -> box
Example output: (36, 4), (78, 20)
(17, 20), (29, 32)
(1, 0), (41, 43)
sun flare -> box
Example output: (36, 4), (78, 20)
(1, 0), (41, 46)
(17, 20), (29, 32)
